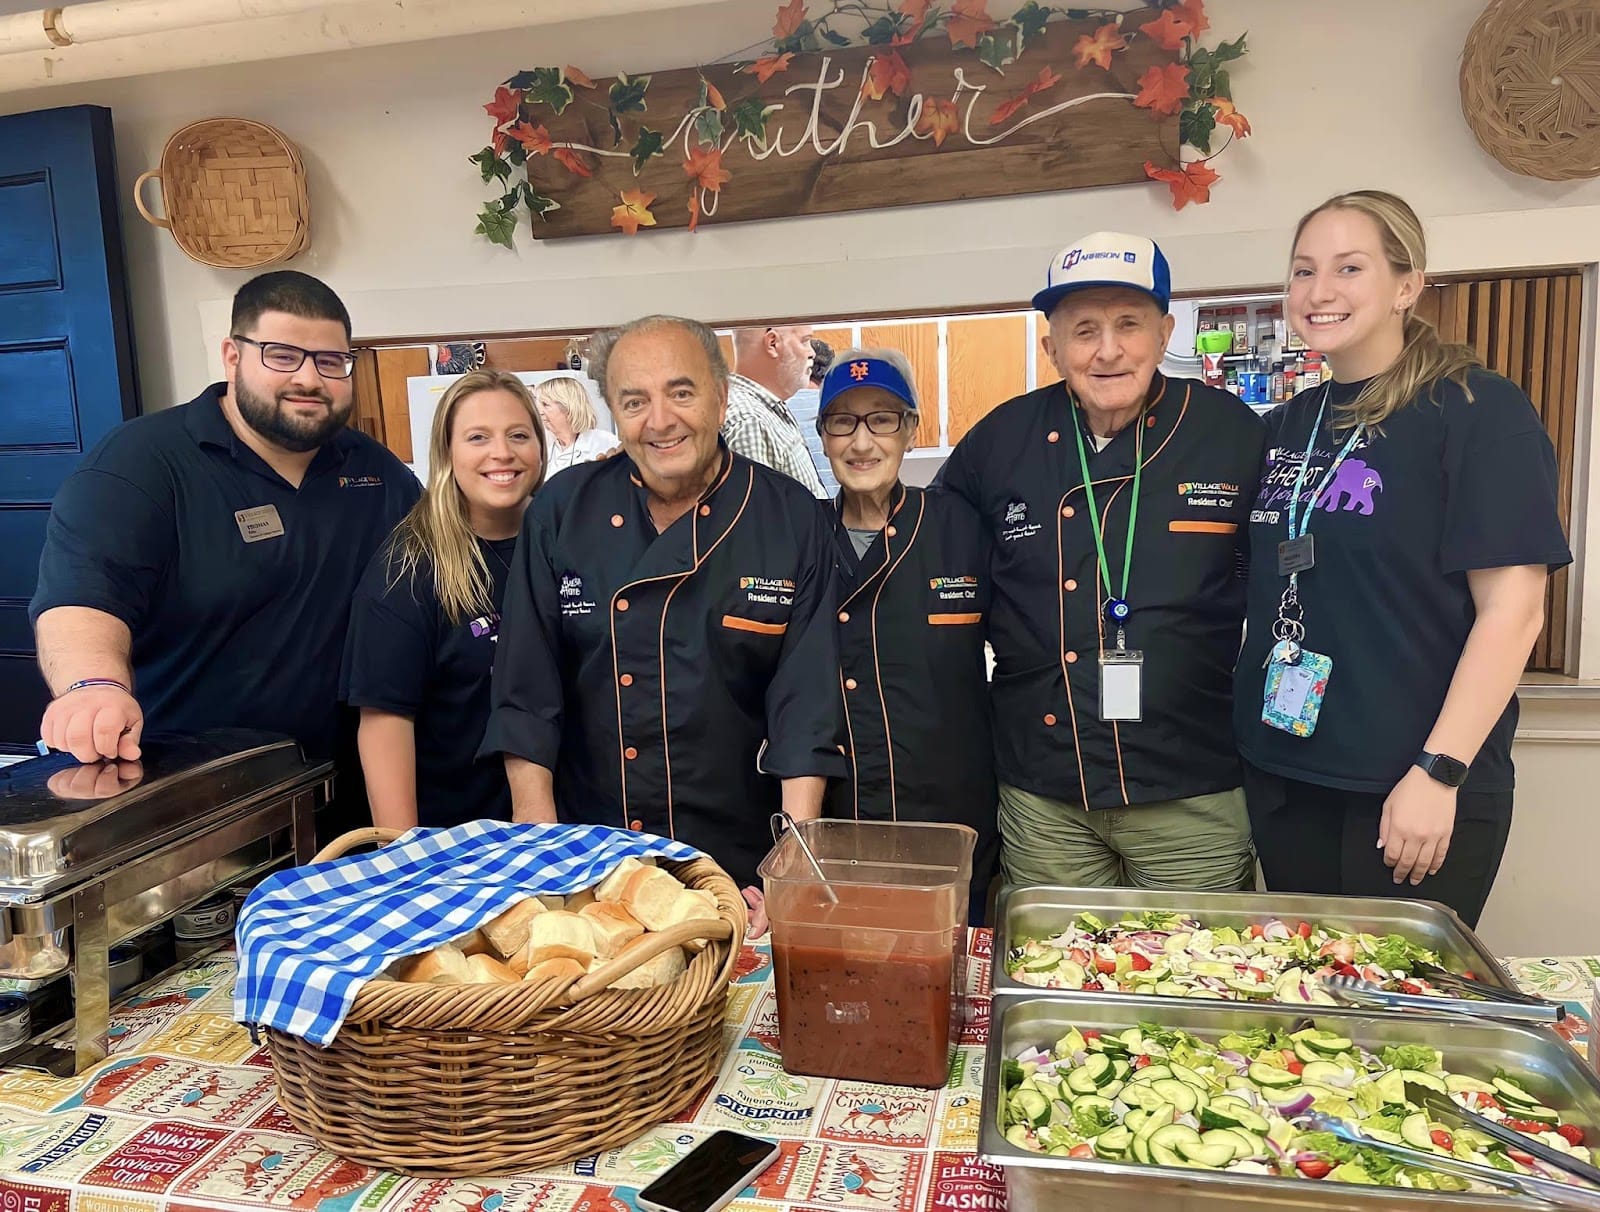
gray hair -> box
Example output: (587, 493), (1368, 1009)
(830, 346), (921, 413)
(588, 315), (730, 404)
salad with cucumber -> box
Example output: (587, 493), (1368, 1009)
(999, 1018), (1593, 1192)
(1006, 910), (1459, 1003)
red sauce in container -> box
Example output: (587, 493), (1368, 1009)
(770, 881), (964, 1088)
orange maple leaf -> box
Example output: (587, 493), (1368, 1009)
(945, 0), (995, 49)
(1072, 22), (1126, 71)
(1144, 159), (1219, 210)
(705, 80), (727, 110)
(1211, 97), (1252, 137)
(989, 65), (1063, 126)
(1133, 63), (1190, 116)
(1178, 0), (1210, 37)
(564, 65), (596, 89)
(510, 121), (552, 155)
(612, 188), (658, 236)
(491, 126), (510, 155)
(483, 85), (522, 127)
(1139, 8), (1192, 51)
(773, 0), (807, 39)
(899, 0), (931, 20)
(916, 98), (961, 147)
(862, 49), (912, 101)
(687, 190), (701, 233)
(553, 146), (594, 177)
(748, 53), (794, 83)
(683, 146), (732, 192)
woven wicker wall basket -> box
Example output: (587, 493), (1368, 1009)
(264, 828), (746, 1177)
(134, 118), (310, 269)
(1460, 0), (1600, 181)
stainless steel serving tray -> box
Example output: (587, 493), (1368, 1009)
(981, 992), (1600, 1212)
(0, 730), (325, 902)
(992, 885), (1516, 1001)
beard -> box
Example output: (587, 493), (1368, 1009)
(234, 375), (352, 453)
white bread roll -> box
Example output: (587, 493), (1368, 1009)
(536, 894), (565, 912)
(393, 943), (472, 984)
(563, 887), (597, 913)
(579, 902), (645, 959)
(657, 887), (721, 953)
(481, 898), (546, 959)
(525, 957), (586, 984)
(604, 937), (687, 989)
(595, 856), (645, 903)
(522, 910), (597, 969)
(455, 928), (493, 957)
(466, 953), (521, 984)
(620, 866), (690, 931)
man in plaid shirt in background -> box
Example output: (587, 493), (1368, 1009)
(722, 324), (827, 497)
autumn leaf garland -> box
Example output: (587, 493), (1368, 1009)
(470, 0), (1249, 245)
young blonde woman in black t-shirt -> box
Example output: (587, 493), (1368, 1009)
(1235, 191), (1570, 926)
(341, 370), (547, 829)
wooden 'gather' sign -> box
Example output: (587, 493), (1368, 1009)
(470, 3), (1249, 244)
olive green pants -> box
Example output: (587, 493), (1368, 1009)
(998, 782), (1257, 891)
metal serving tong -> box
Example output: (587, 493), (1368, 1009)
(1298, 1110), (1600, 1210)
(1418, 962), (1569, 1008)
(1322, 973), (1565, 1024)
(1402, 1078), (1600, 1191)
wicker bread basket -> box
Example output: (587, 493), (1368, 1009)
(134, 117), (310, 268)
(264, 828), (746, 1177)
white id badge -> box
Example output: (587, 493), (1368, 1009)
(1099, 650), (1143, 722)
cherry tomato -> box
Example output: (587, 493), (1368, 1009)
(1398, 980), (1424, 995)
(1130, 953), (1152, 972)
(1081, 1029), (1100, 1040)
(1296, 921), (1313, 939)
(1505, 1119), (1547, 1135)
(1318, 938), (1356, 964)
(1287, 1060), (1305, 1076)
(1134, 1055), (1152, 1070)
(1095, 956), (1117, 975)
(1069, 1143), (1094, 1159)
(1462, 970), (1477, 981)
(1248, 924), (1264, 939)
(1069, 948), (1091, 966)
(1294, 1158), (1332, 1179)
(1430, 1129), (1454, 1150)
(1335, 962), (1361, 979)
(1508, 1149), (1536, 1166)
(1473, 1092), (1503, 1112)
(1559, 1124), (1586, 1147)
(1248, 967), (1269, 983)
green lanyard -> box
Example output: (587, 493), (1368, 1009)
(1070, 399), (1144, 647)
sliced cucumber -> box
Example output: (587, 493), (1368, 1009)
(1118, 1027), (1144, 1051)
(1169, 1062), (1208, 1090)
(1248, 1061), (1299, 1089)
(1228, 1128), (1267, 1156)
(1293, 1041), (1324, 1065)
(1261, 1084), (1314, 1107)
(1124, 1108), (1149, 1134)
(1400, 1113), (1437, 1152)
(1137, 1105), (1176, 1140)
(1122, 1085), (1162, 1111)
(1181, 1140), (1240, 1169)
(1073, 1094), (1115, 1120)
(1150, 1124), (1204, 1154)
(1111, 1059), (1132, 1082)
(1131, 1064), (1172, 1085)
(1151, 1079), (1199, 1114)
(1132, 1134), (1152, 1164)
(1300, 1060), (1351, 1088)
(1014, 1088), (1050, 1126)
(1083, 1054), (1114, 1086)
(1200, 1129), (1248, 1161)
(1398, 1070), (1447, 1095)
(1020, 947), (1063, 972)
(1445, 1074), (1494, 1095)
(1099, 1079), (1125, 1102)
(1304, 1033), (1354, 1055)
(1057, 960), (1087, 987)
(1005, 1123), (1030, 1147)
(1493, 1077), (1538, 1106)
(1066, 1066), (1101, 1096)
(1094, 1125), (1132, 1158)
(1517, 1104), (1560, 1125)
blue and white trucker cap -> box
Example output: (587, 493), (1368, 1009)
(1031, 231), (1172, 317)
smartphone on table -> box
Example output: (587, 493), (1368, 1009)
(635, 1131), (781, 1212)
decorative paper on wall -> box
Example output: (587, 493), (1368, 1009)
(469, 0), (1249, 245)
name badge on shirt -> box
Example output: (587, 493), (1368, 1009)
(1099, 649), (1143, 722)
(1277, 534), (1315, 576)
(235, 504), (285, 543)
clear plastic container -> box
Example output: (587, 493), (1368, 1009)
(758, 819), (975, 1088)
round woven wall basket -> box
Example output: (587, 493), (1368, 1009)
(134, 118), (310, 269)
(1460, 0), (1600, 181)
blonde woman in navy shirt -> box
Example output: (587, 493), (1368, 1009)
(342, 370), (547, 828)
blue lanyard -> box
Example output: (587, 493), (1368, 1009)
(1286, 385), (1366, 547)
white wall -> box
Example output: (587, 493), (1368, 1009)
(5, 0), (1600, 951)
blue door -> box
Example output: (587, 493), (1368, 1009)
(0, 105), (140, 752)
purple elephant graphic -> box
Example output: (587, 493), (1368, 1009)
(1320, 458), (1384, 515)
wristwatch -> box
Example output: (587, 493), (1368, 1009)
(1415, 750), (1469, 788)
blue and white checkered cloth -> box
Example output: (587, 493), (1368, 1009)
(233, 820), (703, 1045)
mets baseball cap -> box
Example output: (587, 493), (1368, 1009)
(819, 354), (918, 414)
(1031, 231), (1172, 317)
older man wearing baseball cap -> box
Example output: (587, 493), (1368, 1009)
(936, 232), (1266, 892)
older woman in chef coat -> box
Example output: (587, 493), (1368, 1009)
(818, 350), (999, 922)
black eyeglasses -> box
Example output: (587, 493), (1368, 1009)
(820, 410), (914, 437)
(233, 335), (356, 380)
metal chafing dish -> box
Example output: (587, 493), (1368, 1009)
(992, 885), (1519, 1002)
(0, 729), (329, 1071)
(981, 993), (1600, 1212)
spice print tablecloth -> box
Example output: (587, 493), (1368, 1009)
(0, 937), (1586, 1212)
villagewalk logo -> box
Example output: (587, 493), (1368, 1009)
(740, 575), (795, 606)
(1177, 482), (1240, 496)
(930, 576), (979, 591)
(337, 475), (384, 488)
(1178, 480), (1241, 509)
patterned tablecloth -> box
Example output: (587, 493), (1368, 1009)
(0, 937), (1588, 1212)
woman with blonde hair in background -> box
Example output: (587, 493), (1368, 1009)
(342, 369), (547, 828)
(537, 374), (620, 476)
(1235, 190), (1569, 925)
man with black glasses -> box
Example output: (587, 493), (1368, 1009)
(31, 271), (418, 767)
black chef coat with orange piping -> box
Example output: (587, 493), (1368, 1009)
(935, 375), (1266, 810)
(480, 444), (849, 889)
(827, 484), (997, 835)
